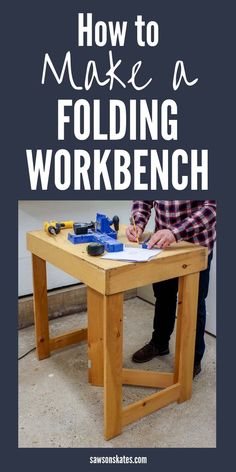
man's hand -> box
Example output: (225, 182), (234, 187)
(126, 224), (143, 242)
(147, 229), (175, 249)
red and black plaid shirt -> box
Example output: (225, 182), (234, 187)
(131, 200), (216, 253)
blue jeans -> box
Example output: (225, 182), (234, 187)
(152, 252), (213, 363)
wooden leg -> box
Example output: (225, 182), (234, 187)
(174, 277), (183, 383)
(32, 254), (50, 360)
(177, 272), (200, 402)
(87, 287), (104, 386)
(104, 292), (123, 440)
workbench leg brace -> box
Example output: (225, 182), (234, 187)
(32, 254), (87, 359)
(100, 273), (199, 440)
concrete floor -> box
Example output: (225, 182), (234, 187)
(18, 297), (216, 448)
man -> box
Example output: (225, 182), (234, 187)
(126, 200), (216, 377)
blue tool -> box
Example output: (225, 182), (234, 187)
(68, 213), (124, 252)
(141, 236), (151, 249)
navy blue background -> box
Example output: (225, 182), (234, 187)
(1, 0), (235, 469)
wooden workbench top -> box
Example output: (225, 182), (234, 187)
(27, 225), (207, 295)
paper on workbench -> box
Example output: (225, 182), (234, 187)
(101, 246), (162, 262)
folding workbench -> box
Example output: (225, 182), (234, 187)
(27, 226), (207, 440)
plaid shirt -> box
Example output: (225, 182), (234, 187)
(131, 200), (216, 253)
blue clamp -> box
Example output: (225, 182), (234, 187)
(141, 236), (151, 249)
(68, 213), (124, 253)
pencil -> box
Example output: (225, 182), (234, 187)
(132, 217), (139, 243)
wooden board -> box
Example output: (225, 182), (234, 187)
(177, 272), (200, 402)
(122, 383), (181, 427)
(27, 226), (207, 295)
(174, 277), (184, 383)
(106, 248), (206, 294)
(49, 328), (87, 351)
(32, 254), (50, 360)
(122, 369), (174, 388)
(27, 231), (107, 294)
(104, 293), (123, 440)
(87, 288), (104, 386)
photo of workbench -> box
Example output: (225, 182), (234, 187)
(26, 225), (207, 440)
